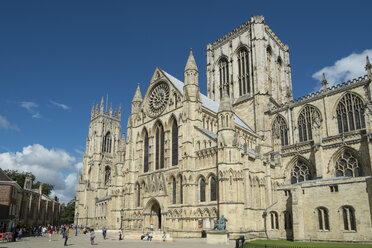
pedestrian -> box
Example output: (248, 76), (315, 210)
(163, 231), (166, 242)
(90, 229), (95, 245)
(42, 226), (46, 237)
(18, 228), (23, 240)
(102, 226), (107, 239)
(119, 228), (123, 240)
(148, 232), (152, 241)
(64, 226), (69, 246)
(49, 226), (53, 242)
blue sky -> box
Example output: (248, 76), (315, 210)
(0, 0), (371, 202)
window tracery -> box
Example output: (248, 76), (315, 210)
(336, 93), (365, 133)
(155, 123), (165, 170)
(102, 132), (112, 153)
(342, 206), (356, 231)
(237, 48), (250, 96)
(104, 166), (111, 185)
(290, 159), (312, 184)
(172, 120), (178, 166)
(317, 207), (329, 231)
(200, 178), (206, 202)
(210, 177), (217, 201)
(272, 115), (288, 146)
(144, 130), (149, 173)
(219, 58), (229, 99)
(298, 105), (321, 142)
(335, 151), (362, 177)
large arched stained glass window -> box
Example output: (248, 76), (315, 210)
(335, 151), (362, 177)
(291, 159), (312, 184)
(144, 130), (149, 173)
(102, 132), (112, 153)
(200, 178), (206, 202)
(172, 120), (178, 166)
(298, 105), (321, 142)
(272, 115), (289, 146)
(155, 124), (165, 170)
(219, 58), (229, 99)
(237, 48), (250, 96)
(336, 93), (365, 133)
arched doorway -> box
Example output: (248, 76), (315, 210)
(144, 198), (162, 230)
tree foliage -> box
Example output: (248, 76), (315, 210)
(60, 198), (75, 224)
(4, 169), (55, 196)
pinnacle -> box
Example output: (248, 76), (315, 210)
(218, 84), (232, 112)
(184, 48), (198, 72)
(132, 83), (142, 102)
(322, 72), (327, 85)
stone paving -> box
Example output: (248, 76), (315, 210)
(0, 234), (236, 248)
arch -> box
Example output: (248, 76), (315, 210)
(171, 176), (177, 204)
(316, 207), (329, 231)
(171, 117), (179, 166)
(237, 46), (250, 96)
(270, 211), (279, 229)
(284, 156), (315, 184)
(297, 105), (322, 142)
(154, 121), (165, 170)
(266, 45), (272, 56)
(136, 182), (141, 207)
(332, 147), (363, 177)
(272, 114), (289, 146)
(102, 132), (112, 153)
(335, 92), (366, 133)
(144, 198), (162, 229)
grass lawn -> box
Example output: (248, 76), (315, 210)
(244, 240), (372, 248)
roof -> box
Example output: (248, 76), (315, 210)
(0, 168), (13, 182)
(161, 69), (255, 133)
(195, 126), (217, 140)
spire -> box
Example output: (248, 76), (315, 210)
(91, 103), (95, 117)
(218, 84), (232, 112)
(100, 97), (104, 113)
(95, 104), (99, 114)
(322, 72), (328, 93)
(366, 56), (372, 78)
(132, 83), (143, 102)
(109, 102), (113, 116)
(118, 104), (122, 119)
(184, 48), (198, 72)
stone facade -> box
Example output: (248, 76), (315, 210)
(75, 16), (372, 242)
(0, 169), (61, 232)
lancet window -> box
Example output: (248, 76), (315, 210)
(180, 176), (183, 204)
(144, 130), (149, 173)
(317, 207), (329, 231)
(336, 93), (365, 133)
(270, 211), (279, 229)
(298, 105), (321, 142)
(172, 177), (176, 204)
(155, 123), (165, 170)
(335, 151), (362, 177)
(342, 206), (356, 231)
(219, 58), (229, 99)
(172, 120), (178, 166)
(104, 166), (111, 185)
(272, 115), (289, 146)
(210, 177), (217, 201)
(290, 159), (312, 184)
(136, 183), (141, 207)
(102, 132), (112, 153)
(200, 178), (206, 202)
(237, 48), (250, 96)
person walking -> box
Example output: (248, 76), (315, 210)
(64, 226), (69, 246)
(162, 232), (166, 242)
(119, 228), (123, 240)
(90, 229), (95, 245)
(49, 226), (53, 242)
(102, 227), (107, 239)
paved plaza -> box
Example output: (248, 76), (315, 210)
(0, 234), (236, 248)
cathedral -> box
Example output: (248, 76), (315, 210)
(75, 16), (372, 242)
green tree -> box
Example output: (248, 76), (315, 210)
(5, 169), (55, 196)
(60, 198), (76, 224)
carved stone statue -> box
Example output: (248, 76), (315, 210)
(213, 215), (228, 231)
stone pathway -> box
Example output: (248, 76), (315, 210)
(1, 234), (236, 248)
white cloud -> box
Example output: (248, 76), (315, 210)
(50, 100), (71, 110)
(0, 144), (80, 203)
(20, 101), (42, 119)
(0, 115), (19, 131)
(312, 49), (372, 88)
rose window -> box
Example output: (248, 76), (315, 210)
(148, 82), (170, 116)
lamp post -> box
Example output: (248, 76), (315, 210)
(75, 212), (79, 236)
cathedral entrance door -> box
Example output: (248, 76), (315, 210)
(145, 198), (162, 230)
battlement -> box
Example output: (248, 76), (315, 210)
(91, 97), (121, 121)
